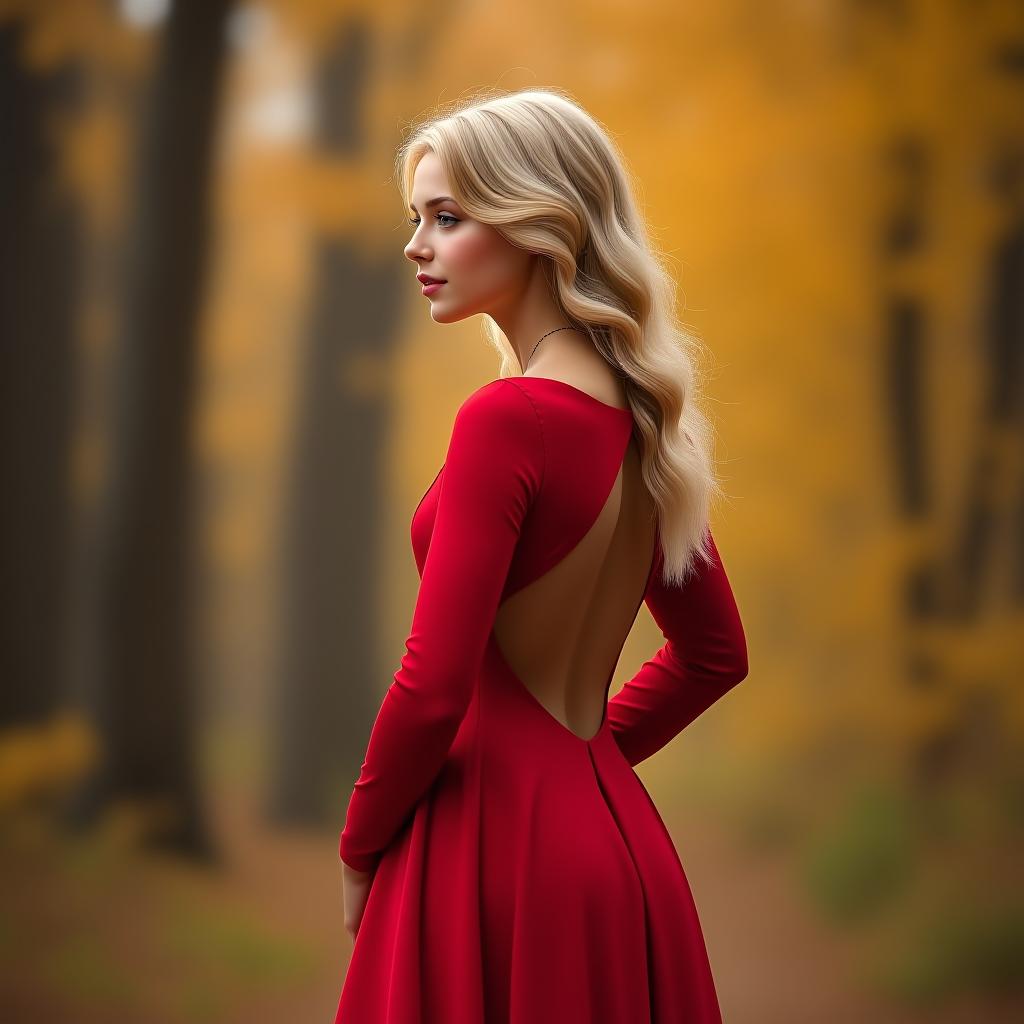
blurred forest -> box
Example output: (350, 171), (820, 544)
(1, 0), (1022, 1021)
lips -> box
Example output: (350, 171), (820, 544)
(417, 274), (446, 285)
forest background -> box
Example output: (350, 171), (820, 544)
(1, 1), (1021, 1021)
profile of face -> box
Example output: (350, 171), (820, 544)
(404, 151), (535, 323)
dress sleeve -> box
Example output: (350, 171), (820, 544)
(606, 529), (749, 768)
(339, 380), (544, 872)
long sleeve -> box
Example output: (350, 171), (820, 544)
(339, 381), (544, 872)
(607, 529), (748, 768)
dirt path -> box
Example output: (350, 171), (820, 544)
(670, 809), (1022, 1024)
(1, 781), (1019, 1022)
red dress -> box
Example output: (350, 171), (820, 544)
(336, 376), (748, 1023)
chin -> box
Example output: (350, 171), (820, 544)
(430, 303), (472, 325)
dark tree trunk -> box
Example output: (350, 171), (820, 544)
(63, 0), (234, 860)
(268, 16), (409, 826)
(0, 20), (80, 728)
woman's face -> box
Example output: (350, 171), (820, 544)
(404, 151), (533, 324)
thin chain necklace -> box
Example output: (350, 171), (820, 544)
(524, 326), (578, 371)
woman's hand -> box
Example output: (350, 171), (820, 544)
(342, 862), (374, 941)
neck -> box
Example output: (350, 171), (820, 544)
(488, 258), (584, 371)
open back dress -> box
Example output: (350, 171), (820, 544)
(335, 376), (748, 1023)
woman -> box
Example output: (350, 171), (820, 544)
(335, 87), (748, 1023)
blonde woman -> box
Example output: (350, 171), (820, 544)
(336, 87), (748, 1023)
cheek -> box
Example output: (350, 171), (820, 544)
(446, 231), (529, 300)
(445, 227), (500, 274)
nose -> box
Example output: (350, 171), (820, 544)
(405, 233), (430, 264)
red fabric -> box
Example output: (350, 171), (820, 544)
(336, 377), (748, 1023)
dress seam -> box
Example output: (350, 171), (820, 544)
(499, 378), (548, 504)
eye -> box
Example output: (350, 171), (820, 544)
(407, 212), (459, 228)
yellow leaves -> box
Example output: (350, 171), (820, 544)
(0, 712), (98, 812)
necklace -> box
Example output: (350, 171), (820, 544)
(524, 326), (578, 371)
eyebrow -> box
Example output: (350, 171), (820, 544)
(408, 195), (456, 213)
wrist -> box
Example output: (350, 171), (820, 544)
(342, 860), (373, 878)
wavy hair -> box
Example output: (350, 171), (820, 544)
(395, 87), (727, 587)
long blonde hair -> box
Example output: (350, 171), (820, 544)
(395, 87), (726, 587)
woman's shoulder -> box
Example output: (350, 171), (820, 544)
(456, 377), (540, 420)
(449, 378), (544, 450)
(443, 379), (546, 494)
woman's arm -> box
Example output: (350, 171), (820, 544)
(338, 381), (544, 873)
(606, 530), (749, 768)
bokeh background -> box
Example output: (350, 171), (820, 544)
(2, 1), (1022, 1021)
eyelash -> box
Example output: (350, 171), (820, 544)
(408, 213), (458, 228)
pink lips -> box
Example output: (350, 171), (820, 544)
(421, 281), (445, 296)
